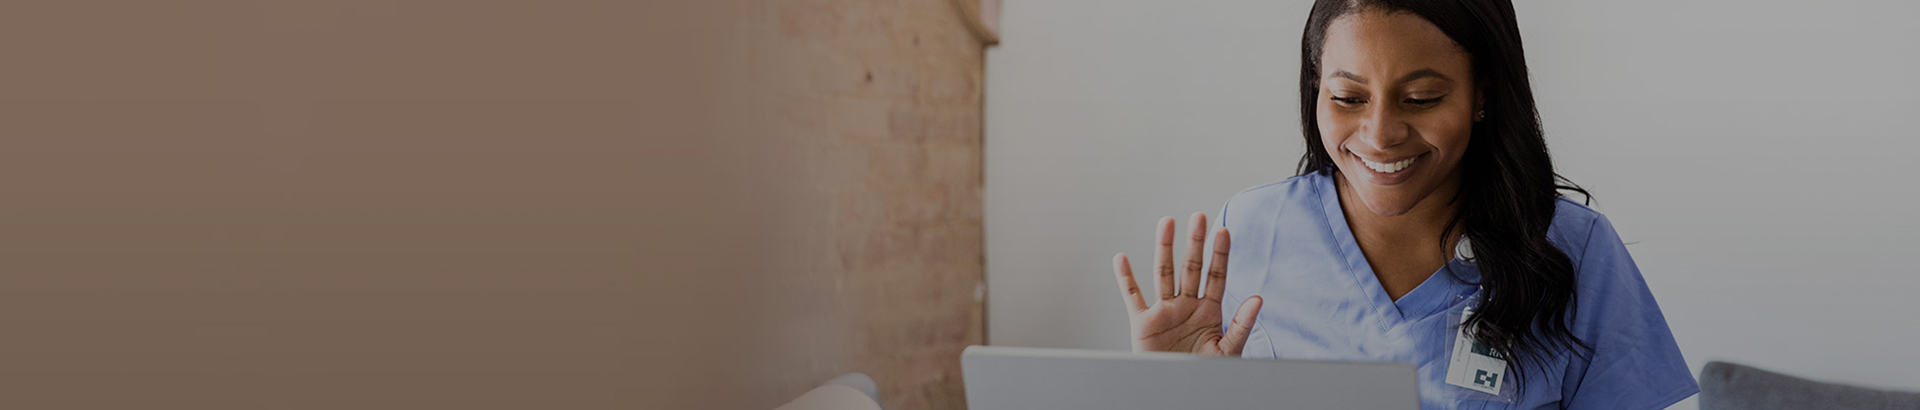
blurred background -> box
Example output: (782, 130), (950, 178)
(0, 1), (1913, 410)
(1, 1), (988, 409)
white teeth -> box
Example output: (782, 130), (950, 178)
(1357, 154), (1416, 174)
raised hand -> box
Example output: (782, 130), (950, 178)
(1112, 212), (1263, 356)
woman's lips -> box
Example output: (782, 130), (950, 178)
(1351, 151), (1422, 185)
(1358, 154), (1416, 173)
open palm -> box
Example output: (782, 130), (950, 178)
(1113, 213), (1263, 356)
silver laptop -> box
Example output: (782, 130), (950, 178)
(962, 346), (1418, 410)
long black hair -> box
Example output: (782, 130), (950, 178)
(1295, 0), (1592, 389)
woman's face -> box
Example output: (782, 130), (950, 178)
(1317, 10), (1480, 217)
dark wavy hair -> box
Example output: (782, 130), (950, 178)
(1295, 0), (1592, 390)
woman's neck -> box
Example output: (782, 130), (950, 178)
(1333, 170), (1465, 300)
(1333, 171), (1462, 245)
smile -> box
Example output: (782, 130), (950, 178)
(1356, 152), (1417, 174)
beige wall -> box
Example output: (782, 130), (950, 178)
(0, 1), (984, 409)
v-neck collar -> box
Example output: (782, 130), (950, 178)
(1310, 170), (1479, 329)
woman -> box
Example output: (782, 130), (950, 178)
(1107, 0), (1697, 408)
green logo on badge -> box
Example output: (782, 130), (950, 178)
(1474, 370), (1499, 388)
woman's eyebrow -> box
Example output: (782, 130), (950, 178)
(1394, 68), (1450, 84)
(1330, 70), (1368, 84)
(1328, 68), (1451, 85)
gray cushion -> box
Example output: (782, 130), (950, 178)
(1700, 361), (1920, 410)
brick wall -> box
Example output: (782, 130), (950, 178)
(745, 2), (988, 409)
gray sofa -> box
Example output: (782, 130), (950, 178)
(1701, 361), (1920, 410)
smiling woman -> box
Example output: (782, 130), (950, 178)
(1106, 0), (1698, 409)
(1300, 0), (1583, 373)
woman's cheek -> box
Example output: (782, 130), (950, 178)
(1411, 112), (1471, 151)
(1438, 117), (1474, 151)
(1317, 110), (1354, 148)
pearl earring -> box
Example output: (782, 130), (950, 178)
(1475, 110), (1486, 121)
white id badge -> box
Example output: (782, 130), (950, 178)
(1445, 302), (1515, 402)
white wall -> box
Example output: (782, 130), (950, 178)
(984, 1), (1920, 408)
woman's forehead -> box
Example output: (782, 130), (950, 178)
(1320, 11), (1471, 82)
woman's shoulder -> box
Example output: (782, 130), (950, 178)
(1216, 173), (1330, 235)
(1222, 172), (1328, 212)
(1547, 196), (1612, 262)
(1548, 196), (1656, 296)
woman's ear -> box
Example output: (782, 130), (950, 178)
(1472, 88), (1486, 122)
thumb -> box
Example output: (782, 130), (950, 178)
(1219, 296), (1263, 356)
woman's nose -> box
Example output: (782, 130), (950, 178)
(1355, 105), (1411, 149)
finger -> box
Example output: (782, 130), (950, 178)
(1112, 253), (1147, 314)
(1204, 227), (1231, 302)
(1179, 212), (1207, 298)
(1220, 296), (1263, 356)
(1153, 216), (1176, 300)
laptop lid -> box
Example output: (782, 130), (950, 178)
(961, 345), (1418, 410)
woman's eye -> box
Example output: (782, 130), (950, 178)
(1403, 96), (1445, 106)
(1330, 96), (1366, 106)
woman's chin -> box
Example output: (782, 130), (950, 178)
(1338, 168), (1440, 218)
(1354, 190), (1421, 217)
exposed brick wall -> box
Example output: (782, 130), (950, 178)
(747, 2), (987, 409)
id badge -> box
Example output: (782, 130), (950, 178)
(1445, 298), (1514, 402)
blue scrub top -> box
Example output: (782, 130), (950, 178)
(1216, 170), (1697, 410)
